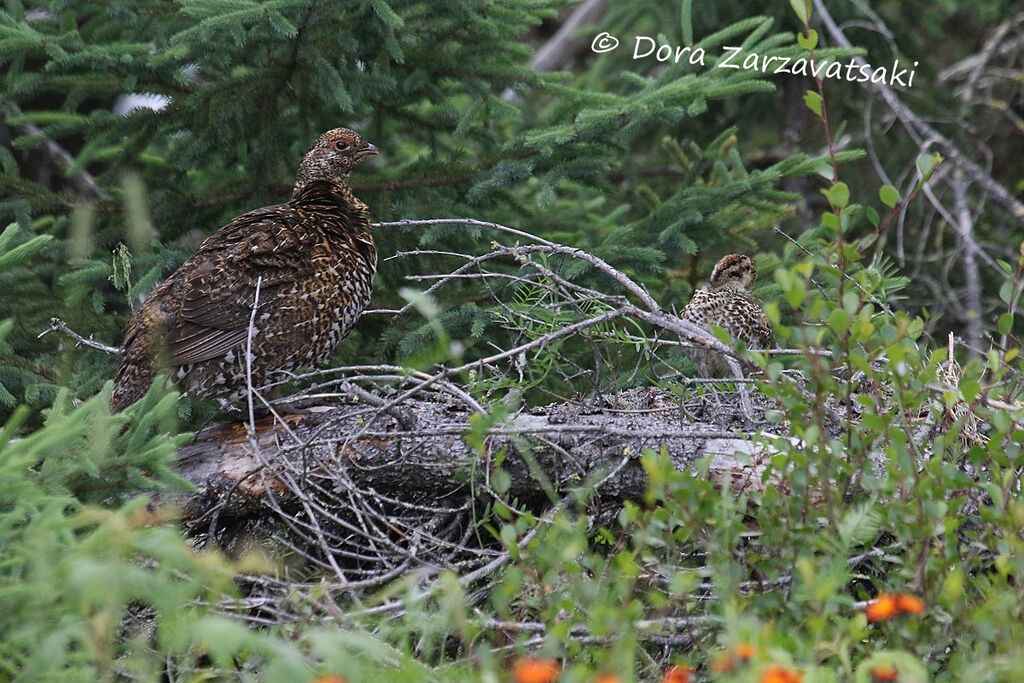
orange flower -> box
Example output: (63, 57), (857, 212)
(734, 643), (758, 660)
(595, 674), (621, 683)
(662, 664), (693, 683)
(760, 665), (803, 683)
(711, 643), (756, 674)
(512, 658), (561, 683)
(869, 664), (899, 682)
(895, 593), (925, 615)
(711, 655), (736, 674)
(866, 592), (926, 622)
(313, 678), (346, 683)
(865, 593), (900, 622)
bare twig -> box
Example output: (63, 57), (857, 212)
(499, 0), (608, 102)
(480, 614), (715, 640)
(529, 0), (607, 72)
(37, 317), (121, 355)
(951, 173), (984, 352)
(375, 223), (754, 419)
(373, 218), (556, 247)
(772, 225), (896, 318)
(811, 0), (1024, 225)
(13, 122), (109, 200)
(378, 219), (660, 316)
(245, 276), (263, 436)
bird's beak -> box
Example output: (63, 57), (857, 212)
(356, 143), (379, 159)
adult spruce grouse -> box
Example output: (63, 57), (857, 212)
(681, 253), (774, 377)
(111, 128), (379, 413)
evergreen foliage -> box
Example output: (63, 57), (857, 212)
(0, 0), (848, 415)
(1, 0), (1022, 680)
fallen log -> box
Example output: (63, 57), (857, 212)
(175, 387), (776, 524)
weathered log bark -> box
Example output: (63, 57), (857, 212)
(175, 387), (776, 528)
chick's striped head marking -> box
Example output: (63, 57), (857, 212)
(708, 254), (757, 291)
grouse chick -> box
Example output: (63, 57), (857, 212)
(111, 128), (379, 412)
(681, 253), (773, 377)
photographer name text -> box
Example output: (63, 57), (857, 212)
(591, 33), (919, 88)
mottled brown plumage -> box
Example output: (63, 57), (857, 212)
(681, 254), (774, 377)
(111, 128), (379, 412)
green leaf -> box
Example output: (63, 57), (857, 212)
(369, 0), (405, 28)
(916, 152), (942, 179)
(866, 206), (880, 226)
(915, 154), (933, 177)
(842, 290), (860, 314)
(796, 29), (818, 50)
(879, 184), (900, 208)
(711, 325), (732, 345)
(789, 0), (810, 24)
(785, 279), (806, 308)
(265, 10), (297, 37)
(803, 90), (822, 116)
(1000, 280), (1014, 304)
(822, 181), (850, 209)
(828, 308), (850, 334)
(111, 242), (133, 294)
(961, 379), (980, 404)
(0, 371), (17, 408)
(999, 313), (1014, 335)
(687, 96), (708, 116)
(833, 119), (848, 142)
(191, 617), (258, 668)
(491, 469), (511, 495)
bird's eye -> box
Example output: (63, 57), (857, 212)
(334, 140), (349, 151)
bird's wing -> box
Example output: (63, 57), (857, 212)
(163, 207), (315, 366)
(733, 292), (774, 349)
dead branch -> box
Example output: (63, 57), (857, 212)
(176, 380), (781, 623)
(951, 173), (984, 351)
(812, 0), (1024, 225)
(529, 0), (608, 73)
(157, 215), (1014, 627)
(12, 122), (110, 200)
(175, 387), (777, 524)
(374, 220), (754, 417)
(38, 317), (121, 355)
